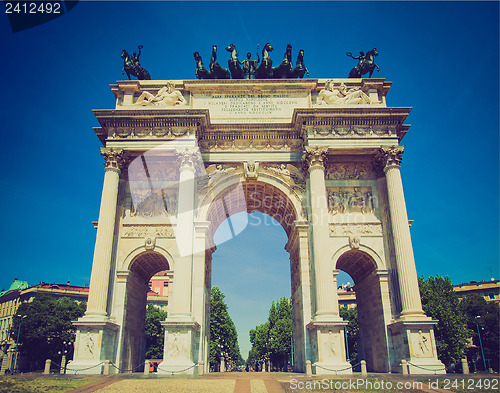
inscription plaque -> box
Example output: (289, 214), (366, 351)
(192, 91), (309, 123)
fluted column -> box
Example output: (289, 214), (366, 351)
(304, 147), (340, 320)
(86, 148), (127, 317)
(376, 146), (425, 319)
(170, 149), (199, 318)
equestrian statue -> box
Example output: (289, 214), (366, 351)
(121, 45), (151, 80)
(347, 48), (380, 78)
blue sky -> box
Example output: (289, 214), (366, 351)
(1, 1), (498, 358)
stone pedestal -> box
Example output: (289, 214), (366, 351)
(160, 320), (199, 374)
(68, 321), (119, 374)
(388, 321), (445, 374)
(308, 321), (352, 375)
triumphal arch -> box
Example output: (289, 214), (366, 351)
(70, 77), (445, 375)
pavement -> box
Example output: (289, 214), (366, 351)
(62, 372), (499, 393)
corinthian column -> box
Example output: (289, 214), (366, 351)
(85, 148), (127, 318)
(169, 149), (200, 318)
(304, 147), (340, 321)
(376, 146), (425, 319)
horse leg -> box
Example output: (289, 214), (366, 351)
(126, 71), (131, 80)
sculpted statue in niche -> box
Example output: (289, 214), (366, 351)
(133, 81), (187, 107)
(316, 80), (371, 105)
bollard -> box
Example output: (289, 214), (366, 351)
(361, 360), (367, 376)
(198, 360), (204, 375)
(103, 360), (110, 375)
(461, 358), (469, 375)
(144, 361), (150, 375)
(305, 360), (312, 376)
(44, 359), (51, 375)
(401, 359), (408, 375)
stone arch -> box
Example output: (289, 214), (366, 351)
(334, 248), (391, 372)
(198, 173), (305, 238)
(121, 250), (171, 372)
(121, 246), (174, 274)
(197, 174), (309, 372)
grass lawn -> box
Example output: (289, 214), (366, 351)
(0, 376), (99, 393)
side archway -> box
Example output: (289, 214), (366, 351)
(334, 247), (392, 372)
(121, 250), (171, 372)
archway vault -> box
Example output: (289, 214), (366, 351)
(205, 179), (300, 238)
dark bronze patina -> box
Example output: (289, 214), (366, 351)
(347, 48), (380, 78)
(121, 45), (151, 80)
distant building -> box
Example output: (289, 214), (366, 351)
(453, 280), (499, 303)
(0, 273), (170, 373)
(335, 279), (500, 311)
(338, 283), (356, 309)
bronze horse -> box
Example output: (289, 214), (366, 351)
(287, 49), (309, 78)
(272, 43), (293, 78)
(347, 48), (380, 78)
(256, 42), (273, 79)
(193, 51), (214, 79)
(209, 45), (230, 79)
(225, 44), (244, 79)
(121, 47), (151, 80)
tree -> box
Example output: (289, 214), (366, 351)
(418, 275), (469, 369)
(248, 297), (292, 371)
(12, 294), (86, 371)
(209, 287), (242, 370)
(339, 306), (359, 365)
(145, 304), (167, 359)
(459, 293), (499, 371)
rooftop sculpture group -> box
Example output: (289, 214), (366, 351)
(194, 43), (309, 80)
(119, 45), (381, 80)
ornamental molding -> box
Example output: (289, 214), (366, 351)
(307, 125), (398, 139)
(106, 127), (194, 140)
(122, 224), (175, 238)
(329, 223), (383, 237)
(198, 139), (303, 152)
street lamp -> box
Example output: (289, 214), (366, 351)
(11, 315), (26, 374)
(58, 341), (72, 374)
(475, 316), (487, 371)
(344, 326), (350, 361)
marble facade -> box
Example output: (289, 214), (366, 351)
(70, 78), (445, 375)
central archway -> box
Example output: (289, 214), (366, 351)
(199, 176), (310, 372)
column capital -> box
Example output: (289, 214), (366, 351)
(375, 145), (404, 172)
(303, 146), (328, 171)
(100, 148), (128, 171)
(176, 148), (203, 172)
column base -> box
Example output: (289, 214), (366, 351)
(388, 320), (446, 375)
(161, 319), (200, 375)
(70, 319), (119, 375)
(307, 320), (352, 375)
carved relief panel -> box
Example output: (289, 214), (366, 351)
(327, 187), (374, 215)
